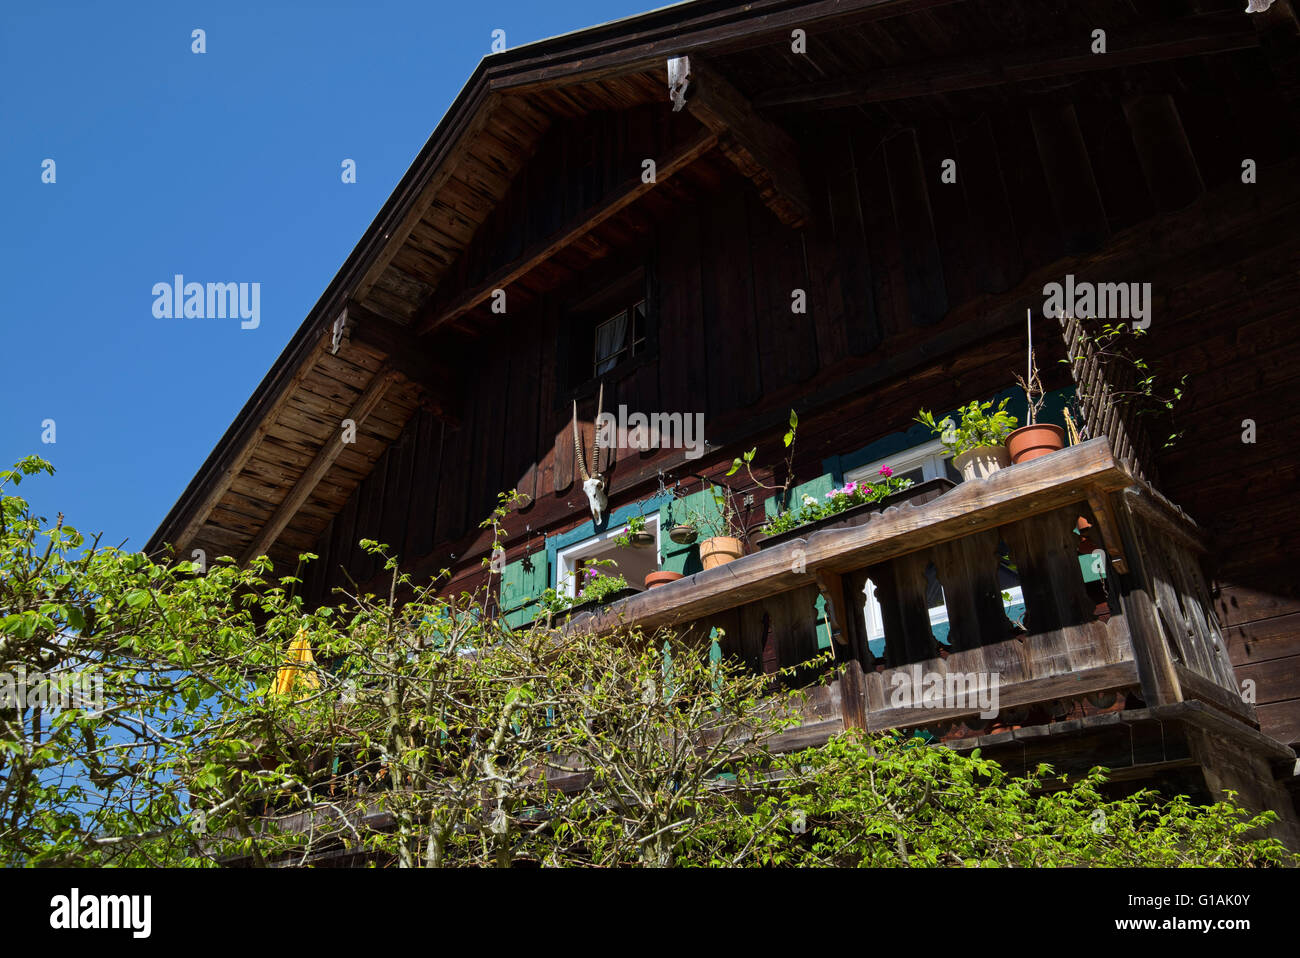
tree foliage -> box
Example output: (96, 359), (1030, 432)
(0, 458), (1291, 867)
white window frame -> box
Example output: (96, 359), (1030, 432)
(555, 514), (662, 599)
(843, 437), (951, 486)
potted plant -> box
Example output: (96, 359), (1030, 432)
(566, 562), (636, 616)
(1007, 309), (1066, 464)
(612, 513), (655, 548)
(726, 409), (801, 536)
(668, 522), (698, 545)
(916, 398), (1018, 481)
(686, 483), (749, 570)
(644, 570), (683, 589)
(753, 466), (954, 549)
(661, 496), (698, 545)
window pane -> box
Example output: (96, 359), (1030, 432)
(594, 309), (629, 375)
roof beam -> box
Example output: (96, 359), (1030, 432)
(160, 330), (331, 558)
(240, 368), (399, 565)
(754, 13), (1259, 111)
(344, 304), (463, 424)
(415, 127), (718, 337)
(487, 0), (961, 94)
(684, 57), (812, 229)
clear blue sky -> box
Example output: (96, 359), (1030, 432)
(1, 0), (663, 552)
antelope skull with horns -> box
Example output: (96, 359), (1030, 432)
(572, 383), (608, 524)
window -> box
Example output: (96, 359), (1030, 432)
(844, 438), (961, 487)
(555, 514), (662, 599)
(593, 299), (647, 377)
(563, 265), (653, 392)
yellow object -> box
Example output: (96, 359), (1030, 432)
(272, 629), (320, 697)
(1063, 407), (1082, 447)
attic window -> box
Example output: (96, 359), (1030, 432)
(594, 299), (647, 377)
(564, 263), (654, 393)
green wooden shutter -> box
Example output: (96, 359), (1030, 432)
(759, 473), (835, 650)
(658, 490), (719, 576)
(813, 592), (832, 651)
(501, 551), (550, 628)
(764, 473), (835, 519)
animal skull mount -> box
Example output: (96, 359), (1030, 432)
(573, 383), (608, 525)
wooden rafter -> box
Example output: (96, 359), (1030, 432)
(353, 88), (505, 306)
(415, 128), (718, 337)
(165, 330), (331, 557)
(685, 58), (812, 229)
(754, 13), (1259, 111)
(344, 303), (462, 423)
(488, 0), (963, 93)
(240, 368), (399, 564)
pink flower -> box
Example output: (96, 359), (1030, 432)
(843, 481), (857, 495)
(878, 465), (894, 478)
(825, 491), (836, 499)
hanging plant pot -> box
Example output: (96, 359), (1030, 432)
(1006, 424), (1067, 464)
(699, 536), (743, 570)
(626, 530), (656, 548)
(668, 523), (699, 545)
(1076, 515), (1096, 555)
(951, 445), (1011, 481)
(645, 570), (683, 589)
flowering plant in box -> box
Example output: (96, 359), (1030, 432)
(576, 561), (629, 605)
(758, 467), (914, 536)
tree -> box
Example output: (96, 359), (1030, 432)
(0, 457), (1291, 867)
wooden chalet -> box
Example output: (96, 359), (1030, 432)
(148, 0), (1300, 843)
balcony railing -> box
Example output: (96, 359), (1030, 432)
(571, 438), (1251, 747)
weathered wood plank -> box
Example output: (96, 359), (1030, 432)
(686, 57), (812, 228)
(417, 129), (718, 336)
(241, 370), (398, 564)
(576, 439), (1130, 635)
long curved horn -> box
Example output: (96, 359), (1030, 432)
(592, 382), (605, 476)
(572, 399), (589, 481)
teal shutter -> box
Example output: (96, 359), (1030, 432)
(501, 551), (550, 628)
(764, 473), (835, 520)
(813, 592), (832, 651)
(659, 490), (718, 576)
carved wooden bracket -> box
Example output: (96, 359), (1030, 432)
(1084, 486), (1130, 575)
(814, 570), (850, 646)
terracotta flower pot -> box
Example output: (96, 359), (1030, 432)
(1076, 515), (1095, 554)
(951, 445), (1011, 481)
(644, 570), (683, 589)
(699, 536), (743, 570)
(1006, 424), (1066, 464)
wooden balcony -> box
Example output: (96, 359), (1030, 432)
(572, 438), (1255, 748)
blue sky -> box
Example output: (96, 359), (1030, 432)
(1, 0), (662, 552)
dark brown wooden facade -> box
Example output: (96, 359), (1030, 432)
(148, 0), (1300, 838)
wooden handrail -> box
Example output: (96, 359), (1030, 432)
(571, 438), (1132, 634)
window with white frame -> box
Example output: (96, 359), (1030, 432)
(555, 514), (662, 599)
(843, 437), (960, 487)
